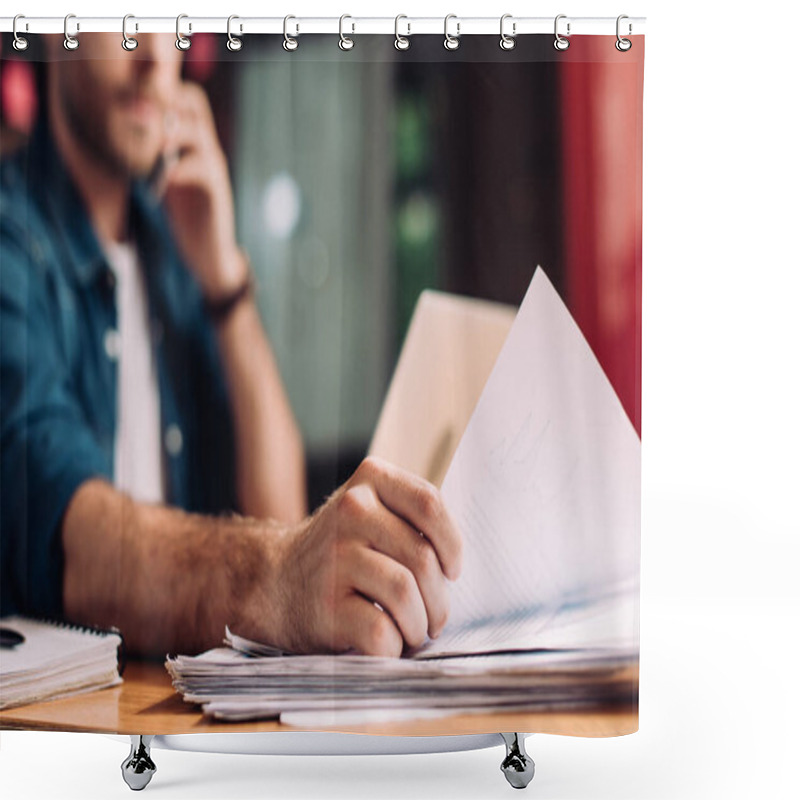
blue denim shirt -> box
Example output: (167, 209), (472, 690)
(0, 122), (237, 618)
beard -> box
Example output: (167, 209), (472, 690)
(59, 80), (164, 180)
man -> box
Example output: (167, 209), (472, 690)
(0, 34), (462, 658)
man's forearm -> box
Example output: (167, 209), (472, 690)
(214, 287), (307, 523)
(61, 479), (284, 656)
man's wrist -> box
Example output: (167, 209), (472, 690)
(201, 247), (251, 300)
(224, 520), (292, 650)
(205, 274), (255, 325)
(203, 250), (256, 325)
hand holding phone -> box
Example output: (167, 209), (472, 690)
(156, 84), (248, 299)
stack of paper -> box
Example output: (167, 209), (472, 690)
(166, 268), (640, 724)
(167, 628), (635, 724)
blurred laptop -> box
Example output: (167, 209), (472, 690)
(369, 290), (516, 487)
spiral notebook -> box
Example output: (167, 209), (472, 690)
(0, 616), (125, 710)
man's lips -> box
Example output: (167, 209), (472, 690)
(120, 95), (162, 123)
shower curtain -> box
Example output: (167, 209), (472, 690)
(0, 25), (643, 739)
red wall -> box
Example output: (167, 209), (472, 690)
(561, 36), (644, 436)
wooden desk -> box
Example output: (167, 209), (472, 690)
(0, 660), (638, 738)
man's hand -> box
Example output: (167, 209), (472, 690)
(264, 457), (463, 658)
(62, 460), (462, 658)
(160, 82), (247, 300)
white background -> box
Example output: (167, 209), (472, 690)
(2, 1), (798, 798)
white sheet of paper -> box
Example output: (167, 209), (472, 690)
(427, 268), (640, 654)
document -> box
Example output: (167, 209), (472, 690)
(419, 267), (641, 656)
(167, 634), (635, 723)
(166, 267), (641, 723)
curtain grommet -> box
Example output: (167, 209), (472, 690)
(339, 14), (355, 51)
(283, 15), (299, 51)
(226, 15), (242, 52)
(12, 14), (29, 51)
(554, 15), (571, 51)
(615, 14), (632, 51)
(394, 15), (410, 51)
(444, 14), (460, 51)
(63, 14), (80, 51)
(122, 14), (138, 51)
(176, 14), (191, 51)
(500, 14), (516, 51)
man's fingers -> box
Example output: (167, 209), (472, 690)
(355, 457), (463, 581)
(347, 546), (428, 651)
(356, 504), (449, 639)
(163, 154), (209, 190)
(336, 595), (404, 658)
(173, 81), (217, 126)
(162, 115), (211, 160)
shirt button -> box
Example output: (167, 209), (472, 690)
(103, 328), (121, 361)
(165, 424), (183, 457)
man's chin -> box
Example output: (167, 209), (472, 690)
(108, 127), (163, 181)
(115, 152), (161, 183)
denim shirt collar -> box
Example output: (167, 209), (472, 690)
(26, 119), (168, 290)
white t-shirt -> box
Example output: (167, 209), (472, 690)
(103, 240), (165, 504)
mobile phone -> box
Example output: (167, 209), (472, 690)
(146, 147), (182, 200)
(147, 112), (180, 199)
(146, 152), (168, 198)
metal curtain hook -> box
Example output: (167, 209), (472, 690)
(12, 14), (29, 51)
(227, 15), (242, 51)
(122, 14), (138, 51)
(616, 14), (632, 51)
(444, 14), (460, 51)
(64, 13), (79, 51)
(554, 14), (570, 51)
(339, 14), (354, 51)
(176, 14), (191, 51)
(394, 14), (410, 51)
(283, 15), (298, 51)
(499, 14), (516, 51)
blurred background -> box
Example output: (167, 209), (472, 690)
(1, 33), (642, 509)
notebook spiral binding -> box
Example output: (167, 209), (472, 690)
(29, 615), (127, 676)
